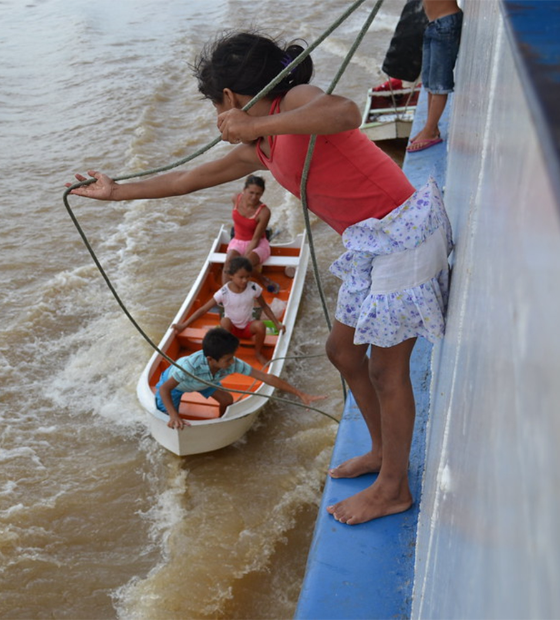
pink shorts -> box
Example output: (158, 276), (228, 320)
(229, 323), (254, 339)
(227, 236), (271, 264)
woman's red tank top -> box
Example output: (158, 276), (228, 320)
(256, 97), (415, 234)
(232, 194), (266, 241)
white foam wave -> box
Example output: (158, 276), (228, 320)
(0, 503), (26, 518)
(0, 480), (18, 496)
(139, 462), (188, 540)
(0, 447), (46, 469)
(43, 319), (149, 429)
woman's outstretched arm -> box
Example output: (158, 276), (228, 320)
(66, 143), (265, 201)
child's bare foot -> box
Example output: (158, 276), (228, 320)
(326, 480), (413, 525)
(328, 452), (381, 478)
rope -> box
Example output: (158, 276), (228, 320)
(381, 75), (420, 115)
(62, 0), (384, 422)
(298, 0), (385, 398)
(231, 353), (340, 424)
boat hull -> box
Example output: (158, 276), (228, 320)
(361, 112), (415, 141)
(360, 81), (420, 142)
(146, 406), (261, 456)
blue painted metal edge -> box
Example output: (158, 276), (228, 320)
(294, 339), (433, 620)
(295, 89), (449, 620)
(500, 0), (560, 199)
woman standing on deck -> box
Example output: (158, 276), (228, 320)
(67, 31), (452, 525)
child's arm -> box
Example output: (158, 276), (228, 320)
(158, 377), (191, 429)
(172, 297), (218, 332)
(67, 144), (264, 201)
(248, 367), (326, 407)
(217, 85), (362, 144)
(256, 295), (285, 333)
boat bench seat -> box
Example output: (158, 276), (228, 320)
(179, 391), (221, 421)
(209, 252), (299, 267)
(177, 326), (278, 347)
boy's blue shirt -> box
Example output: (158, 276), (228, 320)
(161, 349), (252, 393)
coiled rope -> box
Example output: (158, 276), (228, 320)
(62, 0), (384, 423)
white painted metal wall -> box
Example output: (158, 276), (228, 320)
(412, 1), (560, 618)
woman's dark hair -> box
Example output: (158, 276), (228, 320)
(227, 256), (253, 275)
(202, 327), (239, 360)
(193, 31), (314, 103)
(244, 175), (265, 190)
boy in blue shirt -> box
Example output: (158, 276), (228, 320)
(156, 327), (323, 429)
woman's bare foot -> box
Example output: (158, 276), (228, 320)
(328, 452), (381, 478)
(256, 353), (268, 366)
(326, 480), (413, 525)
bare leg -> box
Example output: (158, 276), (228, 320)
(410, 92), (447, 144)
(211, 389), (233, 416)
(326, 321), (382, 478)
(220, 316), (234, 332)
(247, 251), (279, 293)
(327, 335), (417, 524)
(250, 320), (267, 366)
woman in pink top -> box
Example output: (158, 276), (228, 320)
(68, 31), (452, 525)
(225, 175), (279, 293)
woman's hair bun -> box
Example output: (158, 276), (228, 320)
(282, 41), (314, 88)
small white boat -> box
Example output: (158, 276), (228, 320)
(360, 78), (421, 142)
(137, 226), (309, 456)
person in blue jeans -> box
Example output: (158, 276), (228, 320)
(407, 0), (463, 152)
(155, 327), (324, 429)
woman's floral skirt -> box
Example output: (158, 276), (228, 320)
(330, 177), (453, 347)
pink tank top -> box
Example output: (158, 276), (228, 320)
(232, 194), (266, 241)
(256, 97), (415, 234)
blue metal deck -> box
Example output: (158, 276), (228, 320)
(295, 90), (449, 620)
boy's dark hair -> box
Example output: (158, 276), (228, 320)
(202, 327), (239, 360)
(193, 31), (314, 103)
(227, 256), (253, 275)
(244, 174), (265, 190)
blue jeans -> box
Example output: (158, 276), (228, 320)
(155, 367), (218, 414)
(422, 11), (463, 94)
